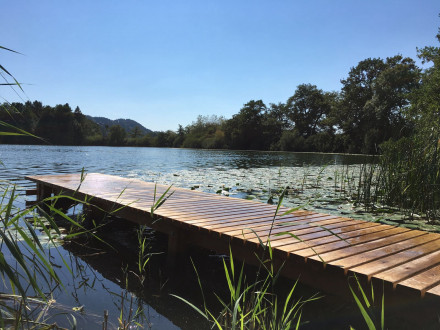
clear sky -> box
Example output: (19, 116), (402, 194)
(2, 1), (439, 131)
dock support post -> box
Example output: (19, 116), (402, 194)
(35, 183), (53, 212)
(36, 183), (52, 202)
(36, 184), (77, 213)
(166, 229), (188, 270)
(83, 204), (108, 227)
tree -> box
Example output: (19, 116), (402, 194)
(337, 56), (420, 153)
(109, 124), (126, 146)
(411, 28), (440, 129)
(173, 124), (185, 147)
(224, 100), (266, 150)
(0, 101), (39, 143)
(285, 84), (334, 138)
(155, 130), (176, 147)
(182, 115), (225, 149)
(73, 106), (84, 122)
(130, 126), (143, 139)
(0, 101), (103, 145)
(261, 103), (289, 150)
(73, 106), (85, 144)
(35, 103), (75, 145)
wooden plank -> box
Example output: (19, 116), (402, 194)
(347, 237), (440, 279)
(425, 283), (440, 298)
(376, 250), (440, 290)
(25, 200), (37, 207)
(200, 212), (332, 231)
(162, 209), (279, 225)
(278, 225), (399, 257)
(306, 228), (423, 262)
(235, 218), (374, 243)
(272, 223), (388, 256)
(26, 189), (37, 196)
(327, 233), (439, 273)
(257, 220), (378, 247)
(220, 216), (346, 235)
(397, 264), (440, 296)
(186, 211), (322, 228)
(159, 204), (277, 219)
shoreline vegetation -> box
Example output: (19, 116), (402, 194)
(0, 53), (423, 154)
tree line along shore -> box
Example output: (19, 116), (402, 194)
(1, 32), (438, 156)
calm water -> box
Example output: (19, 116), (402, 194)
(2, 144), (369, 184)
(1, 145), (381, 329)
(3, 145), (374, 218)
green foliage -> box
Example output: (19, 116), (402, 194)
(0, 101), (159, 147)
(285, 84), (334, 139)
(173, 189), (318, 329)
(181, 115), (226, 149)
(279, 130), (306, 152)
(0, 183), (106, 326)
(155, 130), (177, 147)
(224, 100), (267, 150)
(352, 26), (440, 220)
(173, 248), (315, 330)
(336, 56), (420, 154)
(108, 124), (127, 146)
(348, 276), (385, 330)
(0, 101), (102, 145)
(129, 125), (143, 139)
(412, 28), (440, 131)
(377, 135), (440, 219)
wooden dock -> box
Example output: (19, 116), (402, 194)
(26, 172), (440, 302)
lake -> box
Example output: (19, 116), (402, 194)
(4, 145), (377, 219)
(1, 145), (391, 329)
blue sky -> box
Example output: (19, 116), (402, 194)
(2, 1), (439, 131)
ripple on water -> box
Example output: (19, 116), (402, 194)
(2, 145), (392, 221)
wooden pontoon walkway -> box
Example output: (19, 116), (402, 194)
(26, 173), (440, 301)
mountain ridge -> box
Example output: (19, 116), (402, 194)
(86, 116), (154, 135)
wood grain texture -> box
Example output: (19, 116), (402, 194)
(26, 172), (440, 299)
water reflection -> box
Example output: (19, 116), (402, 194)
(56, 218), (382, 330)
(2, 145), (371, 184)
(4, 145), (387, 223)
(56, 223), (212, 329)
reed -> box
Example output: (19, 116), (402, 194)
(351, 134), (440, 221)
(173, 249), (319, 329)
(348, 276), (384, 330)
(172, 189), (319, 329)
(0, 184), (86, 327)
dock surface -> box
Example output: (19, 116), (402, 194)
(26, 172), (440, 300)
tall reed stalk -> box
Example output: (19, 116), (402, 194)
(172, 190), (319, 329)
(352, 135), (440, 221)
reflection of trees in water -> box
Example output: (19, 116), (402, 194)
(64, 217), (417, 330)
(61, 220), (210, 329)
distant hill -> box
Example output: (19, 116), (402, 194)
(86, 116), (154, 135)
